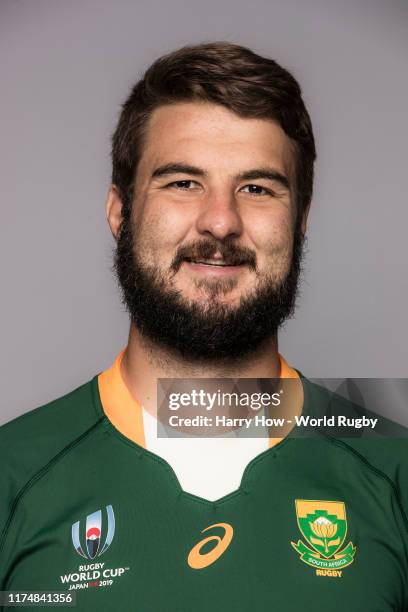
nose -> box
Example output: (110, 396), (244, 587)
(195, 189), (243, 241)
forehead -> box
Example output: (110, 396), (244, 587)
(137, 102), (296, 180)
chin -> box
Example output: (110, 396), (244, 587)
(188, 289), (246, 308)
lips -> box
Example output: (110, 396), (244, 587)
(180, 256), (247, 277)
(184, 257), (244, 267)
(191, 259), (237, 267)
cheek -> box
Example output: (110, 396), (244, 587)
(250, 214), (295, 278)
(250, 212), (294, 256)
(133, 197), (192, 262)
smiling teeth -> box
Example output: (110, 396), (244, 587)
(194, 259), (229, 266)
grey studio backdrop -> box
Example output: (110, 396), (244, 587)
(1, 0), (407, 426)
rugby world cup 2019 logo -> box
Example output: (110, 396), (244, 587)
(72, 505), (115, 559)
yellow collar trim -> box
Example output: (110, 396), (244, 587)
(98, 349), (301, 449)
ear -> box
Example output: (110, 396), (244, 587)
(299, 202), (311, 237)
(106, 185), (124, 241)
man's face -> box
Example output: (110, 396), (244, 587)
(111, 102), (306, 361)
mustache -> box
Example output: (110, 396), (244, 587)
(170, 239), (257, 272)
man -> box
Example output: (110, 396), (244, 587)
(1, 42), (407, 611)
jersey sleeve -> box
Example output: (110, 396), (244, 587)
(0, 378), (101, 558)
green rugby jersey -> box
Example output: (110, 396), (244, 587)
(1, 372), (408, 611)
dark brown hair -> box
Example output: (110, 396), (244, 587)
(111, 41), (316, 220)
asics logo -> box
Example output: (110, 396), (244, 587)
(187, 522), (234, 569)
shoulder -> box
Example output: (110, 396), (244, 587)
(0, 376), (102, 459)
(301, 376), (408, 525)
(0, 376), (104, 543)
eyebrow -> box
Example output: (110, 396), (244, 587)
(151, 163), (207, 179)
(151, 163), (290, 190)
(236, 168), (290, 190)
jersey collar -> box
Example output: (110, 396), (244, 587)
(98, 349), (301, 449)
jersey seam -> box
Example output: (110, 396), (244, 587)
(0, 417), (105, 556)
(327, 435), (408, 532)
(327, 433), (408, 598)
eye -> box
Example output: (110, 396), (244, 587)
(240, 184), (272, 196)
(167, 180), (200, 190)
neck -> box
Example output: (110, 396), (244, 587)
(121, 322), (281, 416)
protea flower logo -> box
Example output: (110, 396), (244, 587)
(291, 500), (356, 574)
(71, 505), (115, 559)
(309, 515), (338, 553)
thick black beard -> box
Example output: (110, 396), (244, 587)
(113, 215), (304, 363)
